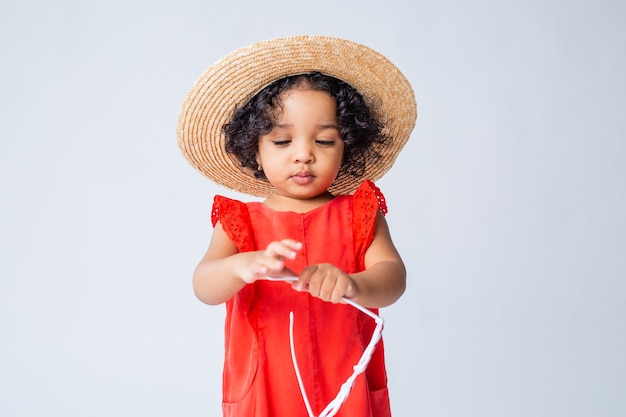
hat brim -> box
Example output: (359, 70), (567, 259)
(177, 35), (417, 197)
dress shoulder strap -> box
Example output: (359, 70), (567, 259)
(211, 195), (255, 252)
(352, 180), (388, 270)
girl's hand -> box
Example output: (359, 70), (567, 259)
(238, 239), (302, 283)
(293, 264), (357, 303)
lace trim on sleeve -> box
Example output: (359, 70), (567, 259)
(211, 195), (255, 253)
(353, 180), (387, 270)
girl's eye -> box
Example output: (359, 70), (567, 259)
(272, 140), (291, 147)
(316, 140), (336, 147)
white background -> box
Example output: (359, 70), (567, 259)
(1, 0), (625, 416)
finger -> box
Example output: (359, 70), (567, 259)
(280, 265), (298, 279)
(257, 253), (301, 279)
(281, 239), (303, 251)
(258, 257), (285, 277)
(330, 279), (351, 303)
(244, 251), (281, 276)
(317, 274), (338, 302)
(343, 279), (357, 299)
(293, 265), (315, 292)
(264, 240), (302, 260)
(240, 260), (271, 283)
(307, 268), (329, 299)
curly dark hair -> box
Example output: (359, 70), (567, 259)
(223, 72), (390, 183)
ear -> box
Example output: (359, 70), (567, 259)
(255, 154), (262, 170)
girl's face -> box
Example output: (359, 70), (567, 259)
(256, 87), (344, 202)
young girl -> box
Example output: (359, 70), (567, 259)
(177, 36), (417, 417)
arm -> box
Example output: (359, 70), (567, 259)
(349, 211), (406, 308)
(294, 211), (406, 309)
(193, 222), (301, 305)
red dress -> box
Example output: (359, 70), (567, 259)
(211, 180), (392, 417)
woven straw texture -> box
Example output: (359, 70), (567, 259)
(177, 35), (417, 197)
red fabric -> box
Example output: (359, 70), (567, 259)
(212, 180), (391, 417)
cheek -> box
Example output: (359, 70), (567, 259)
(337, 145), (347, 166)
(337, 152), (345, 167)
(255, 141), (273, 164)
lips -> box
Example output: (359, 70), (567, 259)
(291, 171), (315, 185)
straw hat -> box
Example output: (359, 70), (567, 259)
(177, 35), (417, 197)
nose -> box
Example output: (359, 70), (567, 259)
(293, 140), (314, 164)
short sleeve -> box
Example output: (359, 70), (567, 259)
(211, 195), (256, 253)
(352, 180), (388, 270)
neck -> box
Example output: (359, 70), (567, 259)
(263, 191), (335, 213)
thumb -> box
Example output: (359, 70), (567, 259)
(291, 265), (317, 292)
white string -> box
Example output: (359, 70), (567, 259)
(264, 276), (385, 417)
(289, 311), (315, 417)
